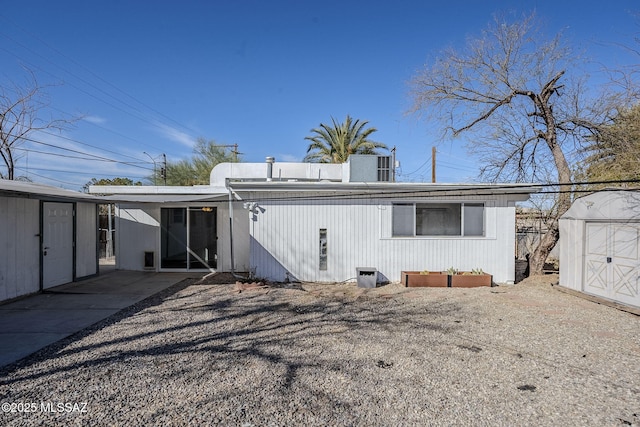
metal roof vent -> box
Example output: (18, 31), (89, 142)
(266, 156), (275, 181)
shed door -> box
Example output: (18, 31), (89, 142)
(43, 202), (74, 289)
(584, 222), (640, 307)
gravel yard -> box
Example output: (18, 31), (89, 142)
(1, 274), (639, 426)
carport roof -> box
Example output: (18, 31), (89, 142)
(88, 181), (542, 203)
(90, 184), (229, 203)
(0, 179), (107, 202)
(228, 180), (542, 197)
(103, 194), (229, 203)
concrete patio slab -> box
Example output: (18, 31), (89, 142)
(0, 270), (195, 367)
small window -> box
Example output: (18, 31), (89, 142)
(319, 229), (327, 270)
(392, 204), (414, 236)
(392, 202), (484, 237)
(464, 203), (484, 236)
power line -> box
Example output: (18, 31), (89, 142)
(13, 146), (116, 162)
(19, 165), (148, 179)
(0, 15), (200, 136)
(43, 102), (162, 155)
(0, 16), (201, 140)
(399, 154), (431, 177)
(37, 129), (150, 163)
(0, 66), (163, 160)
(227, 178), (640, 204)
(6, 132), (154, 171)
(14, 167), (80, 186)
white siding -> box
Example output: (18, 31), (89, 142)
(0, 196), (40, 300)
(223, 202), (250, 272)
(115, 202), (249, 272)
(75, 202), (97, 278)
(116, 204), (161, 270)
(249, 193), (517, 283)
(559, 217), (584, 292)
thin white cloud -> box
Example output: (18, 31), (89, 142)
(278, 153), (301, 162)
(154, 123), (196, 148)
(83, 115), (107, 125)
(14, 130), (152, 190)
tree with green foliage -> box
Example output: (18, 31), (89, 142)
(578, 104), (640, 189)
(303, 115), (387, 163)
(159, 137), (239, 185)
(83, 177), (142, 193)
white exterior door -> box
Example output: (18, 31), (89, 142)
(43, 202), (74, 289)
(584, 222), (640, 308)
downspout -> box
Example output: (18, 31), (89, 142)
(226, 179), (247, 280)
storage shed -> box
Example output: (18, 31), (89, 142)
(559, 190), (640, 309)
(0, 179), (103, 302)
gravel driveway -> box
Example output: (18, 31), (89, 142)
(0, 274), (638, 426)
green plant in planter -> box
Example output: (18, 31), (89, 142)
(446, 267), (458, 275)
(471, 268), (484, 275)
(419, 270), (430, 275)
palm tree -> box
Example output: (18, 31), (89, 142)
(303, 115), (387, 163)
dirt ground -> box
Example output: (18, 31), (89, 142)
(1, 272), (638, 426)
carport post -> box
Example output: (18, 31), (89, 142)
(227, 180), (235, 274)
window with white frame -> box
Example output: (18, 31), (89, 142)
(392, 202), (484, 237)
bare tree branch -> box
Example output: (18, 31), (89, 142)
(408, 11), (635, 275)
(0, 70), (74, 180)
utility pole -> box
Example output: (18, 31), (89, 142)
(143, 151), (157, 185)
(431, 146), (436, 183)
(162, 153), (167, 185)
(391, 146), (396, 182)
(143, 152), (166, 185)
(218, 144), (240, 162)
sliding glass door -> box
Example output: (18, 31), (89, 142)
(188, 207), (217, 269)
(160, 207), (217, 270)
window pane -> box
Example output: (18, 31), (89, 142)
(464, 203), (484, 236)
(392, 204), (414, 236)
(161, 208), (187, 268)
(319, 228), (327, 270)
(189, 207), (217, 269)
(416, 203), (461, 236)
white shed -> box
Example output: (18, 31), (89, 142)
(559, 190), (640, 309)
(0, 180), (103, 302)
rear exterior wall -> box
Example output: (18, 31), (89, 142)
(248, 193), (517, 283)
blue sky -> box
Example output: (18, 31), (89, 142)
(0, 1), (637, 190)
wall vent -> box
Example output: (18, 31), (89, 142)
(377, 156), (391, 182)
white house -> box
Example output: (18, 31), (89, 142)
(559, 190), (640, 309)
(91, 156), (540, 284)
(0, 179), (103, 302)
